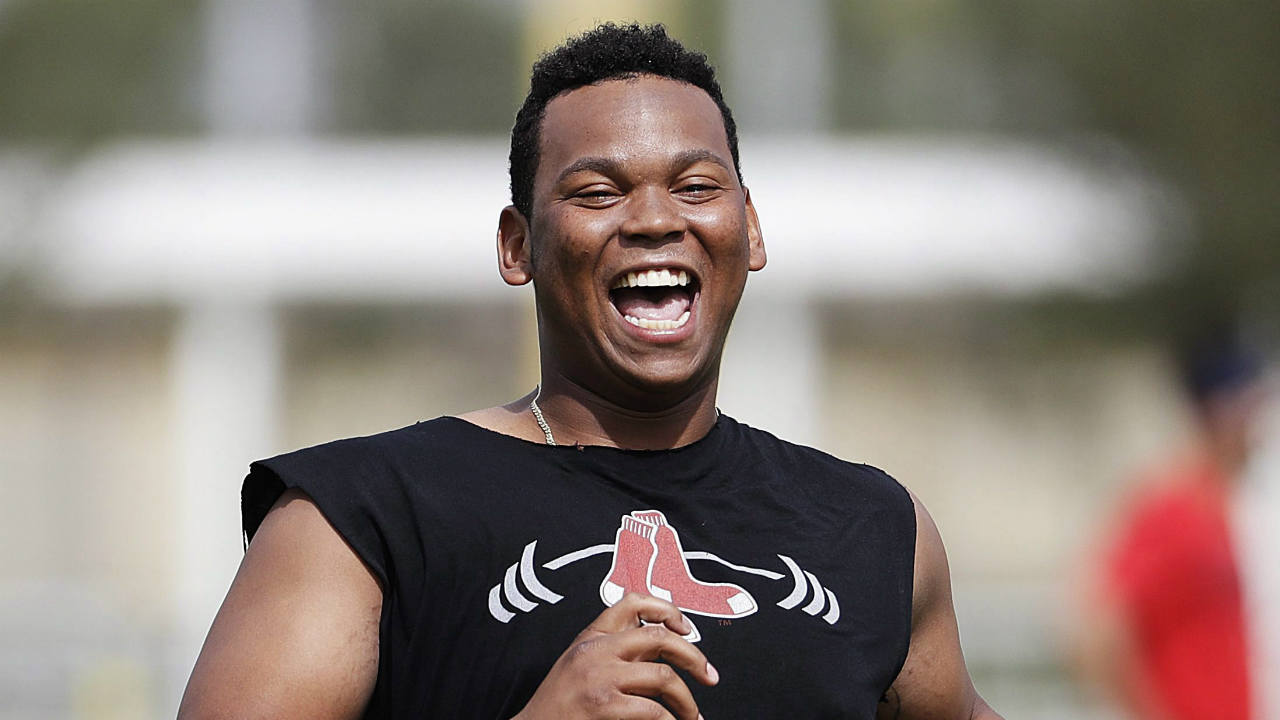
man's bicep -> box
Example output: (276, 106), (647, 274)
(179, 489), (383, 720)
(878, 493), (1002, 720)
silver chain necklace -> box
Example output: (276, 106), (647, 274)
(530, 388), (721, 448)
(529, 388), (556, 445)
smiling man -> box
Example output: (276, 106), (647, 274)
(179, 23), (1000, 720)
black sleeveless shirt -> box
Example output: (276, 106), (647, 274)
(242, 414), (915, 719)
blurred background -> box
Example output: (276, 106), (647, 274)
(0, 1), (1276, 717)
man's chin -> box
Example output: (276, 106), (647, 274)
(605, 357), (715, 407)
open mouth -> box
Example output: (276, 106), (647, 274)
(608, 268), (699, 333)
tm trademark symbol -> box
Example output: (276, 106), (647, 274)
(718, 619), (733, 627)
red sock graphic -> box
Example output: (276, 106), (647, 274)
(630, 510), (757, 619)
(599, 515), (660, 607)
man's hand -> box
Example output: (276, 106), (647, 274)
(514, 592), (719, 720)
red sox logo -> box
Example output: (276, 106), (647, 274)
(487, 510), (841, 642)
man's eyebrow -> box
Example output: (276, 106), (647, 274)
(556, 157), (621, 185)
(554, 149), (733, 185)
(670, 149), (733, 173)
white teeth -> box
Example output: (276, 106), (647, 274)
(624, 310), (692, 332)
(611, 268), (692, 289)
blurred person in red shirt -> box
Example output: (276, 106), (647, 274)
(1075, 328), (1268, 720)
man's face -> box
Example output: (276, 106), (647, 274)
(1203, 378), (1270, 474)
(508, 74), (765, 406)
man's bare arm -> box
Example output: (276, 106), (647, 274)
(877, 493), (1003, 720)
(178, 489), (382, 720)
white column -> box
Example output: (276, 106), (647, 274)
(166, 302), (281, 707)
(718, 295), (822, 448)
(201, 0), (326, 134)
(166, 0), (322, 707)
(723, 0), (830, 132)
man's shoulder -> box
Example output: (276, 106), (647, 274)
(264, 416), (480, 464)
(725, 415), (908, 499)
(242, 417), (490, 545)
(246, 418), (484, 510)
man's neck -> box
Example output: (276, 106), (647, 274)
(529, 375), (720, 450)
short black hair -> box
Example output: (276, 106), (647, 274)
(1178, 323), (1264, 408)
(509, 22), (741, 220)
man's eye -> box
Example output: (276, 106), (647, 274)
(677, 183), (721, 197)
(574, 188), (620, 201)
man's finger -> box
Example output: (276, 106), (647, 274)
(588, 591), (693, 637)
(613, 624), (719, 687)
(612, 694), (679, 720)
(617, 660), (701, 720)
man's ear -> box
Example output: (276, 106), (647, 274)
(497, 205), (534, 286)
(744, 187), (767, 271)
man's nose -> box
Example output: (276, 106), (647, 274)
(620, 186), (686, 243)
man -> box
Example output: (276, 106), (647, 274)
(1074, 330), (1266, 719)
(180, 23), (1000, 719)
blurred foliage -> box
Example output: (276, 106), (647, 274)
(672, 0), (726, 69)
(325, 3), (521, 134)
(830, 0), (1279, 330)
(0, 0), (202, 144)
(985, 0), (1279, 334)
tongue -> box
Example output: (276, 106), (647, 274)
(612, 287), (691, 321)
